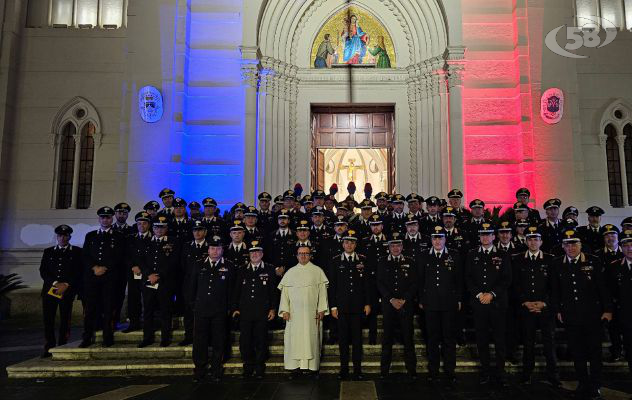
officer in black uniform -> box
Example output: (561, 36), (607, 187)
(463, 199), (486, 247)
(39, 225), (83, 357)
(310, 207), (332, 244)
(446, 189), (471, 225)
(80, 207), (125, 348)
(188, 201), (202, 220)
(329, 230), (371, 380)
(143, 200), (160, 219)
(188, 237), (235, 383)
(138, 216), (181, 348)
(442, 207), (470, 255)
(502, 188), (541, 225)
(539, 198), (564, 253)
(596, 224), (625, 362)
(406, 193), (425, 223)
(551, 229), (612, 400)
(360, 214), (390, 344)
(352, 199), (376, 239)
(386, 194), (407, 236)
(403, 213), (431, 261)
(224, 220), (249, 267)
(265, 210), (296, 276)
(244, 206), (264, 246)
(256, 192), (275, 233)
(512, 226), (559, 386)
(418, 226), (463, 386)
(606, 230), (632, 378)
(377, 232), (418, 379)
(322, 215), (348, 344)
(179, 220), (209, 346)
(201, 197), (225, 238)
(577, 206), (605, 254)
(293, 220), (320, 266)
(466, 222), (512, 386)
(123, 211), (152, 333)
(158, 188), (176, 218)
(232, 241), (277, 378)
(170, 197), (193, 244)
(111, 202), (135, 328)
(421, 196), (443, 236)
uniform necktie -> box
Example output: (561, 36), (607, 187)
(436, 252), (441, 259)
(531, 255), (536, 261)
(196, 244), (201, 249)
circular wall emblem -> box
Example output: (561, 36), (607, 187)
(541, 88), (564, 125)
(138, 86), (163, 123)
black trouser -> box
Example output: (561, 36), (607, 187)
(113, 270), (127, 327)
(608, 309), (623, 356)
(183, 303), (194, 342)
(338, 313), (363, 373)
(366, 275), (379, 342)
(126, 273), (143, 328)
(42, 293), (74, 349)
(506, 299), (521, 358)
(239, 318), (269, 374)
(142, 284), (173, 342)
(83, 277), (115, 343)
(193, 311), (228, 377)
(621, 319), (632, 375)
(381, 302), (416, 374)
(425, 309), (456, 376)
(472, 304), (506, 376)
(521, 308), (557, 377)
(567, 322), (604, 393)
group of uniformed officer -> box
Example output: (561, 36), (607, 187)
(39, 186), (632, 398)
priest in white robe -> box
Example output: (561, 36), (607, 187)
(278, 245), (329, 373)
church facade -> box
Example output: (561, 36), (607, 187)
(0, 0), (631, 286)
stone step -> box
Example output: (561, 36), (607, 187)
(9, 355), (628, 379)
(49, 340), (614, 362)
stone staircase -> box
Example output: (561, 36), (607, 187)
(6, 317), (629, 378)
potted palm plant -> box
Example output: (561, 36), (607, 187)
(0, 273), (27, 320)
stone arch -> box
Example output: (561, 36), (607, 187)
(257, 0), (449, 68)
(50, 96), (102, 148)
(599, 98), (632, 136)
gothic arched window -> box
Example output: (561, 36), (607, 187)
(625, 124), (632, 205)
(52, 98), (102, 209)
(55, 123), (77, 209)
(605, 124), (624, 207)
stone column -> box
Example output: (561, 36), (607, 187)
(446, 47), (466, 194)
(240, 47), (260, 205)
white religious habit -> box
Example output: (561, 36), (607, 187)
(278, 261), (329, 371)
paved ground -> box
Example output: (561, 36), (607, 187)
(2, 320), (632, 400)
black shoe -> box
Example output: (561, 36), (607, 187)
(192, 374), (205, 383)
(379, 372), (389, 379)
(497, 376), (509, 388)
(254, 371), (265, 380)
(326, 337), (337, 345)
(78, 339), (92, 348)
(408, 372), (418, 381)
(159, 339), (171, 347)
(337, 370), (349, 380)
(590, 389), (604, 400)
(427, 374), (439, 385)
(122, 326), (140, 334)
(288, 369), (301, 380)
(138, 339), (154, 348)
(479, 375), (491, 385)
(178, 339), (192, 347)
(353, 372), (364, 381)
(242, 369), (253, 378)
(520, 375), (532, 385)
(609, 352), (624, 363)
(445, 375), (457, 390)
(368, 338), (377, 345)
(41, 351), (52, 358)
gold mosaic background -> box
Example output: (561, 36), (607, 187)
(310, 6), (396, 68)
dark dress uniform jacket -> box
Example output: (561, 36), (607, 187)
(576, 225), (603, 254)
(232, 262), (277, 321)
(512, 251), (553, 305)
(188, 258), (236, 317)
(465, 246), (512, 309)
(329, 253), (371, 314)
(170, 219), (193, 244)
(201, 216), (225, 239)
(377, 255), (419, 303)
(551, 253), (612, 325)
(265, 229), (296, 270)
(40, 245), (83, 297)
(82, 229), (125, 281)
(538, 220), (564, 253)
(595, 247), (624, 271)
(418, 249), (463, 311)
(140, 237), (181, 289)
(606, 258), (632, 315)
(127, 233), (152, 270)
(224, 242), (250, 268)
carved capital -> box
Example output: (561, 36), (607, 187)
(598, 134), (608, 148)
(240, 63), (260, 88)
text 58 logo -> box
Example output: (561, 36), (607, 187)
(545, 16), (617, 59)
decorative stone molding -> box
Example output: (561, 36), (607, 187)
(598, 134), (608, 148)
(50, 97), (103, 149)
